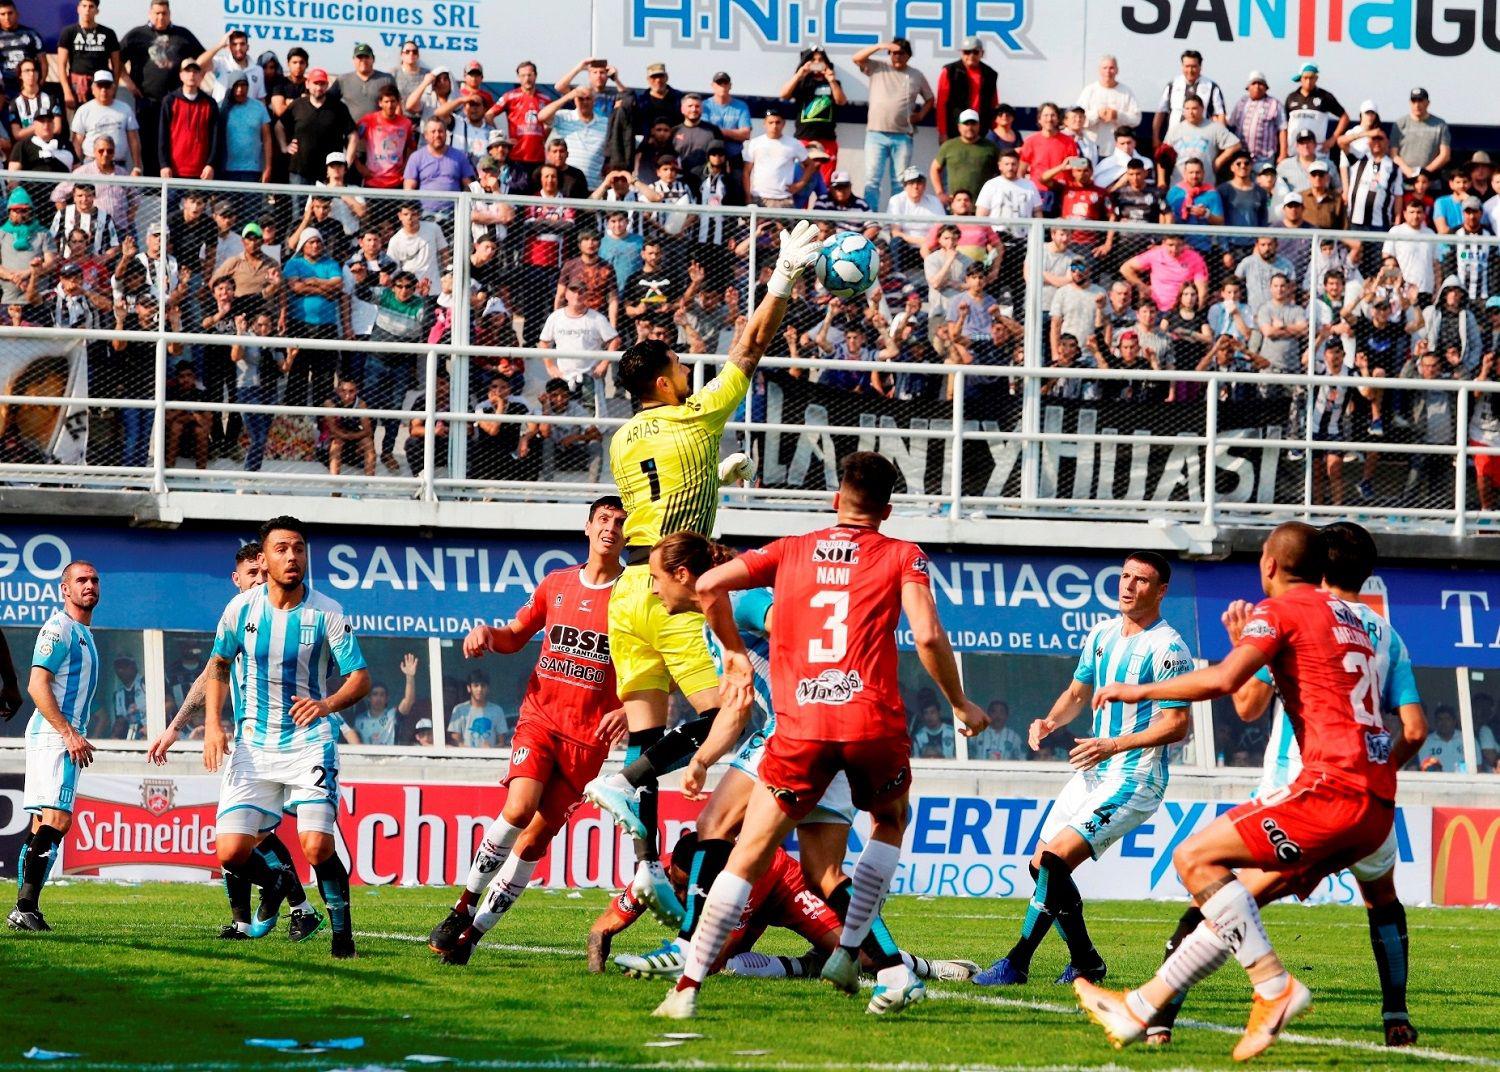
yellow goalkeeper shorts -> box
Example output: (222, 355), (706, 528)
(608, 563), (721, 699)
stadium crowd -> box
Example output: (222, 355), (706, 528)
(2, 0), (1499, 508)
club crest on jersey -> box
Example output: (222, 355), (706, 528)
(795, 669), (865, 706)
(554, 593), (564, 607)
(300, 621), (316, 646)
(1242, 619), (1276, 639)
(141, 778), (176, 816)
(1261, 817), (1302, 862)
(812, 539), (860, 565)
(511, 746), (531, 766)
(911, 556), (929, 574)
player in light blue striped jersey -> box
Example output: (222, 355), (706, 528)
(10, 561), (101, 932)
(1146, 523), (1428, 1049)
(203, 516), (370, 958)
(975, 551), (1192, 988)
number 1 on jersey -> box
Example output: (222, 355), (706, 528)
(640, 458), (661, 501)
(808, 590), (849, 663)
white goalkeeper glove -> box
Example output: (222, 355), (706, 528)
(718, 451), (757, 486)
(767, 219), (823, 299)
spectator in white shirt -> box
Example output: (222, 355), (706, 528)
(1153, 49), (1227, 146)
(198, 29), (264, 101)
(1076, 55), (1141, 147)
(539, 86), (609, 187)
(743, 108), (809, 207)
(886, 165), (944, 272)
(1382, 199), (1438, 299)
(1417, 705), (1467, 771)
(70, 70), (142, 173)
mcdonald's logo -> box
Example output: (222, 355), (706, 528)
(1432, 808), (1500, 906)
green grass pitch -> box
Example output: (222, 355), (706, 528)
(3, 884), (1497, 1072)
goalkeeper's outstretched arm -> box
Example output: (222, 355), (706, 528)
(726, 220), (822, 381)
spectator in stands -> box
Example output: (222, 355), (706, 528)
(1215, 150), (1267, 260)
(622, 237), (681, 333)
(556, 229), (619, 319)
(886, 165), (944, 273)
(986, 102), (1021, 154)
(1417, 705), (1467, 771)
(813, 171), (875, 236)
(0, 188), (54, 306)
(1422, 275), (1482, 372)
(976, 150), (1042, 265)
(1165, 156), (1224, 256)
(1297, 161), (1346, 232)
(70, 71), (140, 175)
(934, 35), (999, 143)
(931, 109), (999, 207)
(1122, 233), (1209, 312)
(9, 107), (75, 205)
(527, 376), (603, 481)
(1093, 127), (1151, 190)
(61, 140), (134, 242)
(1345, 126), (1403, 236)
(120, 0), (203, 176)
(1061, 106), (1100, 168)
(403, 117), (475, 220)
(702, 72), (750, 163)
(1392, 87), (1451, 180)
(1276, 128), (1324, 197)
(1154, 49), (1227, 145)
(1433, 167), (1474, 234)
(388, 198), (447, 293)
(554, 57), (628, 119)
(1354, 292), (1418, 437)
(1401, 341), (1456, 507)
(666, 93), (720, 185)
(404, 66), (454, 124)
(540, 276), (619, 412)
(542, 85), (609, 187)
(1049, 259), (1104, 363)
(58, 0), (124, 109)
(199, 29), (263, 102)
(911, 693), (956, 758)
(162, 360), (212, 470)
(331, 42), (392, 123)
(471, 374), (533, 482)
(362, 268), (430, 468)
(449, 668), (507, 748)
(47, 259), (110, 334)
(1234, 235), (1293, 313)
(851, 38), (933, 213)
(1228, 70), (1282, 166)
(744, 109), (809, 208)
(779, 48), (843, 179)
(282, 66), (356, 187)
(1284, 63), (1349, 159)
(391, 40), (428, 104)
(405, 371), (450, 478)
(0, 0), (40, 95)
(1057, 157), (1109, 259)
(319, 375), (375, 478)
(1077, 55), (1140, 149)
(1018, 102), (1076, 211)
(813, 301), (896, 394)
(281, 227), (344, 405)
(218, 72), (272, 194)
(1256, 272), (1309, 383)
(599, 209), (643, 291)
(209, 221), (279, 313)
(1163, 95), (1241, 186)
(1442, 198), (1499, 304)
(355, 84), (413, 196)
(631, 117), (676, 183)
(440, 92), (503, 164)
(1384, 198), (1438, 301)
(538, 133), (590, 201)
(1159, 283), (1213, 400)
(631, 60), (683, 142)
(971, 700), (1025, 760)
(107, 655), (146, 739)
(1101, 327), (1167, 402)
(111, 291), (179, 468)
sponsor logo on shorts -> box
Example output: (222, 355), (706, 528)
(872, 766), (910, 797)
(141, 778), (176, 817)
(812, 539), (860, 565)
(795, 669), (865, 706)
(1261, 817), (1303, 862)
(767, 784), (800, 808)
(1242, 618), (1277, 639)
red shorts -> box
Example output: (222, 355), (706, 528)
(1226, 772), (1394, 900)
(503, 717), (611, 827)
(758, 733), (911, 822)
(1473, 440), (1500, 487)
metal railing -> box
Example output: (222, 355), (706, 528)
(4, 170), (1500, 533)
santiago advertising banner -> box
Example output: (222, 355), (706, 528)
(27, 771), (1441, 907)
(4, 521), (1500, 665)
(26, 1), (1500, 126)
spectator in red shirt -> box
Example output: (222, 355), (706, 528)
(1019, 102), (1078, 214)
(489, 60), (552, 166)
(1058, 157), (1112, 257)
(357, 84), (414, 190)
(935, 35), (1000, 143)
(159, 58), (218, 181)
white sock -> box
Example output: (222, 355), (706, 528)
(900, 950), (932, 978)
(1201, 880), (1274, 970)
(471, 854), (537, 935)
(841, 839), (901, 949)
(462, 816), (522, 902)
(1254, 972), (1291, 1000)
(681, 871), (752, 986)
(1157, 921), (1232, 997)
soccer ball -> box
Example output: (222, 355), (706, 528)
(814, 232), (880, 299)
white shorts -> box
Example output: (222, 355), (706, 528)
(1039, 772), (1164, 859)
(24, 736), (79, 814)
(731, 728), (856, 826)
(217, 738), (340, 837)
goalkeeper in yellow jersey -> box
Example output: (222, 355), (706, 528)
(585, 220), (824, 922)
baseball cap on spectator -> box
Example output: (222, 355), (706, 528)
(308, 68), (330, 84)
(1410, 86), (1429, 100)
(805, 142), (829, 160)
(59, 262), (82, 278)
(92, 69), (114, 84)
(256, 50), (278, 66)
(960, 35), (983, 51)
(1359, 99), (1379, 115)
(958, 109), (980, 124)
(1068, 260), (1089, 272)
(415, 718), (433, 731)
(830, 171), (852, 186)
(147, 221), (164, 235)
(1487, 295), (1500, 310)
(1065, 156), (1090, 169)
(326, 152), (347, 166)
(646, 62), (668, 76)
(478, 156), (501, 173)
(1281, 192), (1303, 208)
(1295, 129), (1316, 143)
(487, 131), (511, 146)
(430, 65), (450, 79)
(1463, 196), (1484, 211)
(212, 199), (235, 216)
(712, 71), (731, 84)
(465, 61), (483, 75)
(706, 141), (725, 154)
(295, 228), (323, 253)
(900, 166), (925, 183)
(1472, 151), (1494, 165)
(242, 222), (263, 238)
(1308, 159), (1330, 174)
(352, 42), (374, 58)
(179, 58), (200, 71)
(1292, 62), (1318, 81)
(1246, 70), (1268, 87)
(1256, 160), (1277, 175)
(1118, 328), (1138, 342)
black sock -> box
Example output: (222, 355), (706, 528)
(678, 838), (733, 942)
(624, 710), (719, 783)
(313, 856), (352, 936)
(223, 846), (287, 895)
(824, 878), (903, 971)
(1151, 906), (1204, 1031)
(224, 872), (252, 924)
(1039, 851), (1101, 971)
(17, 825), (62, 913)
(625, 728), (664, 859)
(1003, 864), (1051, 974)
(1367, 900), (1409, 1018)
(257, 834), (307, 907)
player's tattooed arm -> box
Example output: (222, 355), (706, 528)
(169, 671), (210, 734)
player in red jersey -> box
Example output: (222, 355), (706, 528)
(1075, 522), (1398, 1062)
(427, 497), (627, 964)
(653, 452), (988, 1020)
(589, 832), (841, 976)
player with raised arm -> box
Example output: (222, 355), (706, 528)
(653, 452), (989, 1020)
(426, 497), (629, 965)
(202, 517), (371, 959)
(613, 532), (975, 985)
(9, 562), (100, 932)
(584, 219), (824, 922)
(975, 552), (1192, 988)
(145, 543), (321, 943)
(1075, 522), (1402, 1061)
(1145, 522), (1427, 1049)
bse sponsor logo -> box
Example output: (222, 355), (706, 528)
(812, 539), (860, 565)
(795, 669), (865, 706)
(547, 624), (610, 661)
(1261, 817), (1302, 862)
(1432, 808), (1500, 906)
(141, 778), (176, 817)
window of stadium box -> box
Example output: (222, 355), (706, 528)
(1467, 671), (1500, 775)
(436, 636), (532, 750)
(0, 626), (147, 742)
(342, 636), (431, 748)
(959, 653), (1083, 763)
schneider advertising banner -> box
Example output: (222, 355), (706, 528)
(13, 772), (1442, 906)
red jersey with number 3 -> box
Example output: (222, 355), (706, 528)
(510, 566), (619, 746)
(740, 525), (929, 742)
(1237, 584), (1396, 802)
